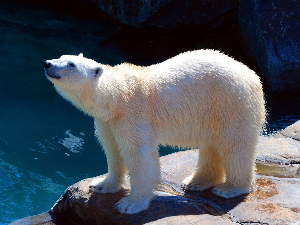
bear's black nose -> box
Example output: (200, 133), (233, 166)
(44, 61), (52, 69)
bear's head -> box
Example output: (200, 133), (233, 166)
(44, 54), (111, 119)
(44, 53), (102, 89)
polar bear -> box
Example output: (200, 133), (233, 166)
(44, 50), (265, 214)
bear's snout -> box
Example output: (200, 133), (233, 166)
(44, 61), (52, 69)
(44, 60), (61, 79)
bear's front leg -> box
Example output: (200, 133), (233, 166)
(89, 119), (127, 193)
(115, 148), (161, 214)
(114, 122), (161, 214)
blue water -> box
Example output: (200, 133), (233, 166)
(0, 2), (300, 224)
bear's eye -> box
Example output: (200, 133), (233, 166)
(68, 62), (76, 68)
(95, 67), (102, 77)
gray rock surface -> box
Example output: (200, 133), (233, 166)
(91, 0), (238, 28)
(9, 212), (55, 225)
(279, 120), (300, 141)
(11, 121), (300, 224)
(256, 120), (300, 165)
(256, 136), (300, 165)
(239, 0), (300, 93)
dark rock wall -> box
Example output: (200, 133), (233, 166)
(7, 0), (300, 93)
(92, 0), (239, 28)
(239, 0), (300, 93)
(5, 0), (112, 20)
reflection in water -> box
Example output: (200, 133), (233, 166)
(59, 130), (84, 154)
(27, 171), (65, 193)
(256, 163), (300, 179)
(0, 138), (10, 148)
(55, 170), (70, 181)
(28, 130), (85, 154)
(28, 142), (51, 154)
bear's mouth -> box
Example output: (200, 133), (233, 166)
(45, 71), (61, 79)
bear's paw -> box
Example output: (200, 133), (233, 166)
(212, 183), (253, 199)
(89, 177), (122, 194)
(115, 196), (151, 214)
(181, 175), (217, 191)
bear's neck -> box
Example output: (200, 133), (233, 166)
(56, 66), (124, 121)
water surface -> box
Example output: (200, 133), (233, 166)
(0, 1), (122, 223)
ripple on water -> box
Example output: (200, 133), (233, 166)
(27, 130), (85, 154)
(0, 157), (66, 224)
(58, 130), (84, 154)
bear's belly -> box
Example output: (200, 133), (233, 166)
(152, 116), (209, 149)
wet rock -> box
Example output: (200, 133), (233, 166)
(91, 0), (239, 28)
(256, 121), (300, 165)
(48, 169), (235, 224)
(230, 176), (300, 225)
(256, 136), (300, 165)
(279, 120), (300, 141)
(239, 0), (300, 93)
(9, 212), (55, 225)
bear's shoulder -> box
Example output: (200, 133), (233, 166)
(113, 63), (148, 78)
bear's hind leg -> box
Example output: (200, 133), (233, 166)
(182, 147), (225, 191)
(212, 144), (255, 199)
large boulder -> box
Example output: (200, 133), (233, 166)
(91, 0), (239, 28)
(239, 0), (300, 93)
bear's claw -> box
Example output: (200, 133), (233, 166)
(181, 175), (215, 191)
(89, 177), (121, 194)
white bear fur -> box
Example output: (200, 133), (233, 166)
(45, 50), (266, 214)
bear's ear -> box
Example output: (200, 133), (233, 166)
(78, 53), (83, 57)
(94, 67), (103, 78)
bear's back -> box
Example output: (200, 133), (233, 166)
(147, 50), (259, 86)
(142, 50), (265, 146)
